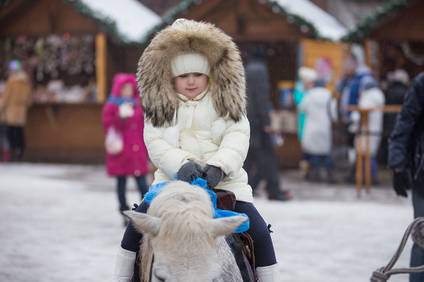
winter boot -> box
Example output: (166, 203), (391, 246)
(268, 190), (292, 201)
(256, 264), (277, 282)
(114, 247), (136, 281)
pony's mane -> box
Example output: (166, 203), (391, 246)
(140, 182), (215, 281)
(136, 181), (243, 282)
(154, 188), (215, 248)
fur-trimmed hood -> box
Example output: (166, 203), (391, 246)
(137, 19), (246, 127)
(111, 73), (139, 98)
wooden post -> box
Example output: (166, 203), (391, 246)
(95, 32), (107, 103)
(351, 105), (402, 194)
(363, 112), (371, 192)
(356, 127), (363, 197)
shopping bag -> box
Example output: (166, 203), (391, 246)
(105, 127), (123, 154)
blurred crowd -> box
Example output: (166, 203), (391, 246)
(293, 45), (410, 186)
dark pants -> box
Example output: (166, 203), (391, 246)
(116, 176), (148, 211)
(304, 153), (332, 169)
(245, 133), (282, 198)
(121, 200), (277, 269)
(411, 189), (424, 282)
(7, 125), (25, 160)
(0, 123), (8, 155)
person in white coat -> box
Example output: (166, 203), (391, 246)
(299, 77), (336, 183)
(115, 19), (278, 282)
(351, 76), (385, 184)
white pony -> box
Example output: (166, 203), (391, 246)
(125, 181), (247, 282)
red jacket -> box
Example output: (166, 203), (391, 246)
(101, 74), (148, 177)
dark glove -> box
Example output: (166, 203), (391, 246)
(204, 165), (225, 188)
(392, 169), (411, 197)
(177, 161), (203, 183)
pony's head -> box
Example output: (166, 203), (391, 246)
(125, 181), (246, 282)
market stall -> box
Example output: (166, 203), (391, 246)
(0, 0), (160, 162)
(344, 0), (424, 80)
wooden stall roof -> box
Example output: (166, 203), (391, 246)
(0, 0), (160, 44)
(0, 0), (99, 37)
(344, 0), (424, 42)
(140, 0), (346, 45)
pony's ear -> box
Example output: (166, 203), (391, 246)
(123, 210), (161, 236)
(209, 216), (246, 237)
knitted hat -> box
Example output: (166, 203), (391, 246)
(298, 67), (317, 83)
(388, 69), (410, 85)
(171, 53), (210, 77)
(360, 76), (378, 92)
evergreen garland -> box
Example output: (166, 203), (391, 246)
(343, 0), (409, 42)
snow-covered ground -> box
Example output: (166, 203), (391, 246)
(0, 163), (413, 282)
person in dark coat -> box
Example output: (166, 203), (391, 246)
(379, 70), (409, 164)
(243, 50), (292, 201)
(388, 72), (424, 282)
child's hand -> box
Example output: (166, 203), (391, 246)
(177, 161), (203, 183)
(204, 165), (225, 188)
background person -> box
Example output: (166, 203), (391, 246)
(379, 69), (410, 165)
(351, 76), (385, 185)
(0, 60), (32, 161)
(102, 73), (149, 225)
(244, 48), (292, 201)
(388, 72), (424, 282)
(299, 72), (336, 183)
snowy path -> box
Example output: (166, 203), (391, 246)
(0, 164), (413, 282)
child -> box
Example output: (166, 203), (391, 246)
(115, 19), (277, 282)
(102, 74), (149, 224)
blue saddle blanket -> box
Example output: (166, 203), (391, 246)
(143, 178), (250, 233)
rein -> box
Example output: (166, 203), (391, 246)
(371, 217), (424, 281)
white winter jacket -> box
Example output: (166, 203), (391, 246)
(354, 87), (385, 156)
(144, 90), (253, 203)
(299, 87), (335, 155)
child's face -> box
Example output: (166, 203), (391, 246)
(121, 83), (133, 98)
(174, 73), (208, 99)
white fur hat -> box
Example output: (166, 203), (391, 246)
(171, 53), (210, 77)
(298, 67), (317, 83)
(388, 69), (410, 85)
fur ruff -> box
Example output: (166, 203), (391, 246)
(137, 19), (246, 127)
